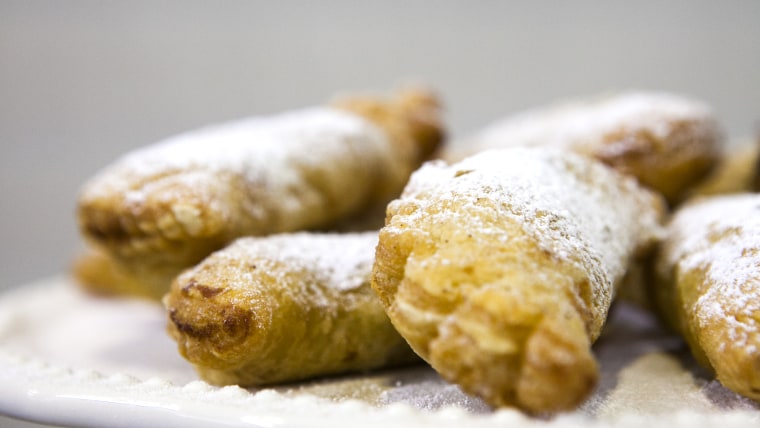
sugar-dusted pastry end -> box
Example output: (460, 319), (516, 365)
(371, 147), (665, 412)
(331, 86), (446, 202)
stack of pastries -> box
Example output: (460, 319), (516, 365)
(74, 87), (760, 414)
(76, 88), (444, 299)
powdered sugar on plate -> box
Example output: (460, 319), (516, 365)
(2, 277), (759, 427)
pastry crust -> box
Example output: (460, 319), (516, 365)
(76, 88), (444, 297)
(164, 232), (418, 386)
(73, 247), (176, 300)
(652, 194), (760, 401)
(688, 139), (760, 198)
(448, 92), (722, 204)
(371, 148), (665, 412)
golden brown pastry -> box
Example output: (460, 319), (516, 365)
(76, 88), (444, 297)
(72, 247), (178, 300)
(652, 194), (760, 401)
(371, 148), (665, 412)
(622, 136), (759, 310)
(448, 92), (723, 204)
(688, 139), (760, 198)
(165, 231), (418, 385)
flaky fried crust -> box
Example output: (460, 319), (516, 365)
(164, 232), (418, 386)
(73, 246), (177, 300)
(77, 88), (444, 297)
(652, 194), (760, 401)
(371, 148), (665, 413)
(448, 92), (722, 205)
(688, 139), (760, 198)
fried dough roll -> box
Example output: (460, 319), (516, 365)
(77, 88), (444, 296)
(371, 148), (665, 412)
(688, 138), (760, 198)
(652, 194), (760, 401)
(72, 247), (173, 300)
(448, 92), (722, 204)
(165, 231), (418, 386)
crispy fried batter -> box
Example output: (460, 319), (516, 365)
(652, 194), (760, 402)
(371, 148), (665, 412)
(76, 88), (444, 298)
(164, 232), (418, 385)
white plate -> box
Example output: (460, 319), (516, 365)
(0, 277), (759, 428)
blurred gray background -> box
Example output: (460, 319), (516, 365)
(0, 1), (759, 427)
(2, 1), (760, 292)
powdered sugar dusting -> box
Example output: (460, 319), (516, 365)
(81, 107), (390, 202)
(663, 194), (760, 349)
(215, 231), (378, 293)
(465, 92), (715, 154)
(395, 147), (663, 327)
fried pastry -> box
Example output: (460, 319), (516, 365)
(371, 148), (665, 412)
(77, 88), (444, 297)
(688, 138), (760, 198)
(449, 92), (722, 204)
(73, 247), (179, 300)
(164, 231), (418, 386)
(652, 194), (760, 401)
